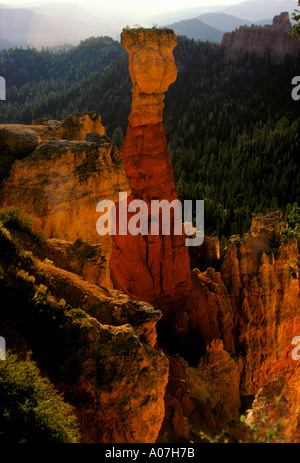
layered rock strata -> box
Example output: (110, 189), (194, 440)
(110, 28), (192, 303)
(0, 224), (168, 442)
(222, 12), (300, 61)
(0, 112), (105, 182)
(183, 211), (300, 440)
(0, 115), (130, 288)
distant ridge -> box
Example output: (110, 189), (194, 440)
(0, 1), (298, 49)
(222, 0), (297, 22)
(198, 13), (272, 32)
(221, 11), (300, 61)
(166, 18), (224, 43)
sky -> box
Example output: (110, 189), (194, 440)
(5, 0), (251, 13)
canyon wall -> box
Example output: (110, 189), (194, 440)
(222, 12), (300, 61)
(173, 211), (300, 440)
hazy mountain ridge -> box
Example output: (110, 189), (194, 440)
(222, 0), (297, 21)
(165, 18), (224, 43)
(0, 0), (297, 49)
(221, 11), (300, 62)
(198, 13), (272, 32)
(166, 14), (276, 43)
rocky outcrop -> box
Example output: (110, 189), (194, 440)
(221, 12), (300, 61)
(0, 134), (129, 243)
(155, 211), (300, 442)
(32, 112), (106, 140)
(219, 211), (300, 398)
(158, 355), (195, 442)
(110, 28), (191, 303)
(188, 339), (242, 423)
(0, 219), (168, 443)
(0, 112), (105, 182)
(185, 211), (300, 440)
(0, 118), (130, 289)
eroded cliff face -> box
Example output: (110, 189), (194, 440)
(0, 224), (168, 443)
(0, 115), (131, 289)
(221, 12), (300, 61)
(181, 211), (300, 440)
(110, 28), (191, 303)
(220, 212), (300, 398)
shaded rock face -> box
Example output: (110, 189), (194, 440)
(0, 221), (168, 443)
(110, 29), (191, 303)
(189, 236), (220, 272)
(221, 12), (300, 61)
(188, 340), (242, 423)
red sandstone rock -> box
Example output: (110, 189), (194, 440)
(188, 212), (300, 438)
(110, 28), (191, 303)
(158, 355), (195, 442)
(187, 340), (242, 423)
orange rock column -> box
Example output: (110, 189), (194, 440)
(110, 29), (191, 303)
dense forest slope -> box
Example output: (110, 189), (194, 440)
(1, 34), (300, 240)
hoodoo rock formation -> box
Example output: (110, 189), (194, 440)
(173, 211), (300, 441)
(110, 28), (191, 303)
(110, 29), (190, 302)
(221, 12), (300, 61)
